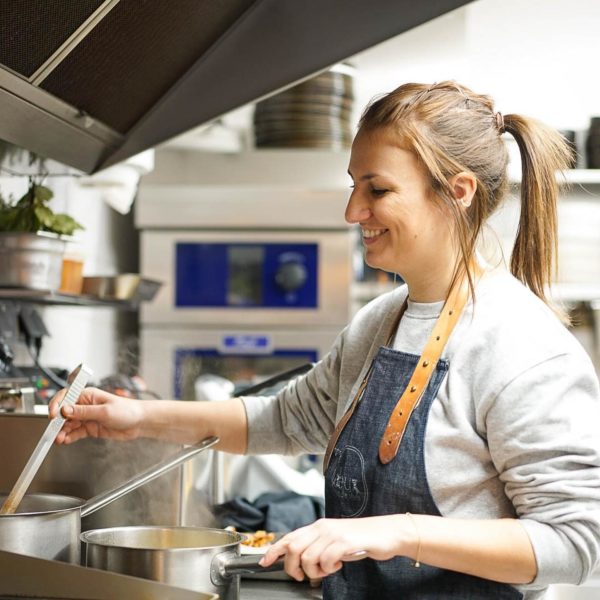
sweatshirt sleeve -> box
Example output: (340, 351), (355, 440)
(484, 351), (600, 588)
(241, 326), (346, 456)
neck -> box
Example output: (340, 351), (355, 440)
(403, 258), (464, 303)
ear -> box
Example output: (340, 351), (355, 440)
(450, 172), (477, 209)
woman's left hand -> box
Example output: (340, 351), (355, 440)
(259, 515), (414, 581)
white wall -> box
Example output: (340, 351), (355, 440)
(349, 0), (600, 133)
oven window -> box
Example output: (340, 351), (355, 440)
(227, 246), (263, 306)
(175, 350), (317, 399)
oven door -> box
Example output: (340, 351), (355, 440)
(140, 326), (338, 400)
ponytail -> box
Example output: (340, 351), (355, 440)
(503, 115), (574, 323)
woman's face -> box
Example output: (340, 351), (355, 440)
(346, 127), (455, 286)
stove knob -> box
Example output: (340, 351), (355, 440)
(275, 261), (307, 292)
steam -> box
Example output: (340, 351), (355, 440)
(80, 437), (218, 531)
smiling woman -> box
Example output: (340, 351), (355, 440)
(346, 128), (461, 302)
(49, 81), (600, 600)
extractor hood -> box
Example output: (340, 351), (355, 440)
(0, 0), (472, 174)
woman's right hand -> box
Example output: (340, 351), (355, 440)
(48, 387), (145, 444)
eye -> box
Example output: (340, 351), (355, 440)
(370, 187), (388, 197)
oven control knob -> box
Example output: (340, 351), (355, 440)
(275, 261), (308, 292)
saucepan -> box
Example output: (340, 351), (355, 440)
(0, 436), (219, 563)
(81, 525), (284, 600)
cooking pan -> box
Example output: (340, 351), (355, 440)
(0, 436), (218, 563)
(81, 525), (284, 600)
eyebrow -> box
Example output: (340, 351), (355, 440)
(347, 170), (380, 181)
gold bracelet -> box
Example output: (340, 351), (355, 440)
(406, 512), (421, 568)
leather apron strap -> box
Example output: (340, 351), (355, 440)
(324, 279), (472, 471)
(379, 281), (470, 464)
(323, 299), (408, 472)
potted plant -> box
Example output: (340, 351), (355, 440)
(0, 179), (84, 291)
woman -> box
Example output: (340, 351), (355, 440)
(51, 81), (600, 599)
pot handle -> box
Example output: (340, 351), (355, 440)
(80, 436), (219, 518)
(212, 553), (284, 585)
(212, 550), (367, 584)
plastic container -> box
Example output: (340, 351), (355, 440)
(59, 249), (85, 295)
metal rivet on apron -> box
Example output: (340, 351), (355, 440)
(422, 360), (429, 367)
(410, 385), (417, 392)
(449, 310), (454, 315)
(436, 335), (440, 341)
(398, 411), (403, 416)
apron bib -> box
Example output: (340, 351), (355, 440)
(323, 346), (523, 600)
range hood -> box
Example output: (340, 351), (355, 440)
(0, 0), (471, 174)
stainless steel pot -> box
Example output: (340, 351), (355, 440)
(0, 436), (218, 563)
(82, 525), (284, 600)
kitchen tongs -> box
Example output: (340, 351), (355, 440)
(0, 363), (92, 515)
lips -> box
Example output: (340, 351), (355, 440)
(362, 228), (388, 244)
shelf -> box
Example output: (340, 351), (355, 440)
(508, 168), (600, 185)
(549, 283), (600, 304)
(0, 289), (138, 309)
(563, 169), (600, 184)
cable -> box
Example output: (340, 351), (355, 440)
(25, 338), (67, 389)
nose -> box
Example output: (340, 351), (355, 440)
(345, 191), (371, 224)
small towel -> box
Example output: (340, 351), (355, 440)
(215, 490), (325, 533)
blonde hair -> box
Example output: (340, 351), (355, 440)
(359, 81), (573, 322)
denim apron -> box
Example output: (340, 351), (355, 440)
(323, 323), (524, 599)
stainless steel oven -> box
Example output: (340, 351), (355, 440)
(136, 187), (352, 399)
(135, 186), (352, 513)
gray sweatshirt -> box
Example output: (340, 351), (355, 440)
(242, 268), (600, 597)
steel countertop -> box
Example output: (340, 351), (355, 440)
(241, 579), (322, 600)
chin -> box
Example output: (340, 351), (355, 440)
(364, 254), (395, 274)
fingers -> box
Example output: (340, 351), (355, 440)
(260, 533), (308, 581)
(259, 521), (353, 581)
(319, 541), (355, 574)
(260, 540), (288, 567)
(48, 388), (66, 418)
(260, 536), (302, 580)
(296, 537), (346, 580)
(61, 402), (101, 422)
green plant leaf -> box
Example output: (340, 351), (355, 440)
(32, 184), (53, 203)
(13, 207), (40, 232)
(45, 213), (84, 236)
(0, 207), (18, 231)
(0, 182), (82, 234)
(34, 204), (55, 229)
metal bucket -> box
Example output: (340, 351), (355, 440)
(0, 231), (66, 290)
(82, 525), (283, 600)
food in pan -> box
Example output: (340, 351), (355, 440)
(225, 526), (276, 547)
(241, 530), (276, 547)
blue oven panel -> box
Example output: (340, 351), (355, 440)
(175, 242), (318, 308)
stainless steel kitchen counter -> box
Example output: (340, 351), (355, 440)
(241, 579), (322, 600)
